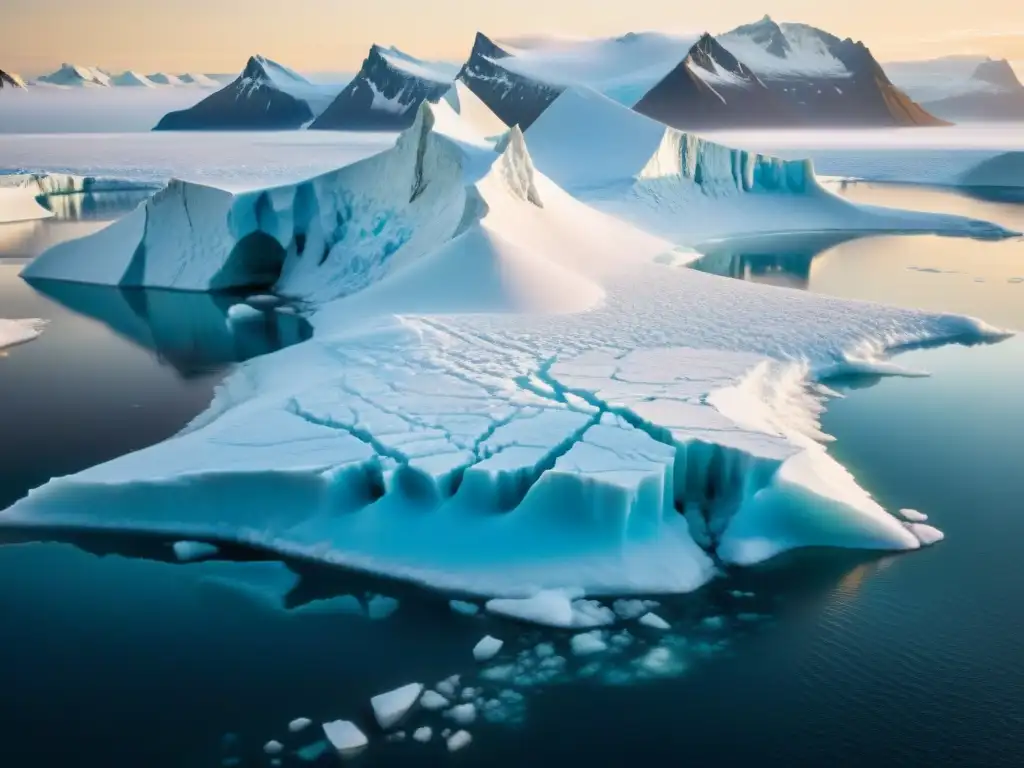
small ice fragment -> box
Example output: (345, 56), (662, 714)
(571, 599), (616, 627)
(570, 631), (608, 656)
(610, 630), (634, 648)
(534, 642), (556, 658)
(449, 600), (480, 616)
(481, 664), (517, 682)
(227, 303), (263, 323)
(446, 730), (473, 752)
(486, 589), (576, 627)
(701, 616), (725, 630)
(441, 728), (451, 738)
(289, 717), (312, 733)
(323, 720), (368, 754)
(263, 740), (284, 755)
(446, 703), (477, 725)
(435, 676), (459, 697)
(413, 727), (432, 743)
(371, 683), (423, 729)
(172, 540), (219, 562)
(639, 613), (670, 630)
(420, 690), (450, 711)
(638, 647), (677, 675)
(612, 599), (657, 620)
(367, 595), (399, 620)
(386, 731), (406, 743)
(899, 508), (929, 522)
(473, 635), (503, 662)
(908, 523), (945, 546)
(460, 687), (478, 701)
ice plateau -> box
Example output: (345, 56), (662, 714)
(3, 82), (1012, 599)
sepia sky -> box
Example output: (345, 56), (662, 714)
(3, 0), (1024, 76)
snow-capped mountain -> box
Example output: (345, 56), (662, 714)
(457, 20), (940, 130)
(154, 55), (341, 131)
(310, 45), (456, 130)
(711, 17), (942, 127)
(0, 70), (26, 89)
(177, 73), (220, 88)
(36, 64), (112, 88)
(111, 71), (157, 87)
(886, 56), (1024, 121)
(147, 73), (185, 87)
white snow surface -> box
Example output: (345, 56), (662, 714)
(0, 186), (53, 224)
(0, 318), (47, 350)
(491, 32), (699, 105)
(376, 46), (459, 84)
(1, 85), (1014, 599)
(718, 22), (849, 79)
(36, 64), (111, 88)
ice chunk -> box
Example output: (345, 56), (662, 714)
(386, 731), (406, 743)
(899, 508), (929, 523)
(701, 616), (725, 630)
(571, 599), (616, 628)
(367, 594), (399, 619)
(263, 740), (283, 755)
(371, 683), (423, 729)
(227, 303), (264, 323)
(449, 600), (480, 616)
(420, 690), (450, 711)
(323, 720), (368, 754)
(637, 646), (683, 676)
(639, 613), (670, 630)
(613, 599), (658, 620)
(445, 703), (477, 725)
(172, 540), (219, 562)
(908, 523), (945, 546)
(0, 318), (47, 351)
(289, 717), (312, 733)
(571, 631), (608, 656)
(487, 590), (576, 627)
(413, 726), (433, 743)
(473, 635), (504, 662)
(534, 642), (556, 658)
(446, 730), (472, 752)
(480, 663), (517, 682)
(435, 675), (460, 698)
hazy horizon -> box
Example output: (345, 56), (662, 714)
(3, 0), (1024, 77)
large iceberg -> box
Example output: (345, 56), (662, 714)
(4, 83), (1011, 597)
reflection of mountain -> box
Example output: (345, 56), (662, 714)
(28, 281), (311, 377)
(691, 232), (865, 289)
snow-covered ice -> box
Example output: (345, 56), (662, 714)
(446, 730), (472, 752)
(0, 318), (47, 351)
(171, 540), (219, 562)
(371, 683), (423, 729)
(263, 740), (283, 755)
(1, 83), (1014, 601)
(322, 720), (368, 754)
(472, 635), (504, 662)
(412, 726), (432, 742)
(288, 717), (313, 733)
(638, 613), (671, 630)
(420, 689), (450, 710)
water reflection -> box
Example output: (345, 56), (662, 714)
(39, 189), (155, 221)
(27, 279), (311, 377)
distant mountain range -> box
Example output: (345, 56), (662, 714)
(25, 17), (1020, 131)
(29, 63), (228, 88)
(885, 56), (1024, 121)
(153, 55), (342, 130)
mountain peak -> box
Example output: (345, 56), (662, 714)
(973, 58), (1023, 89)
(469, 32), (511, 61)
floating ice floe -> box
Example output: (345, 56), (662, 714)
(288, 717), (312, 733)
(0, 318), (47, 351)
(413, 726), (433, 742)
(420, 689), (450, 710)
(2, 81), (1011, 602)
(263, 740), (283, 755)
(446, 730), (473, 752)
(473, 635), (504, 661)
(898, 508), (929, 523)
(638, 613), (670, 630)
(322, 720), (368, 755)
(445, 703), (477, 725)
(571, 631), (609, 655)
(371, 683), (423, 729)
(449, 600), (481, 616)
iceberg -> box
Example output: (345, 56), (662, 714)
(3, 82), (1008, 600)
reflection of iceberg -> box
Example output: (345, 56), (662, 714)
(691, 231), (867, 289)
(40, 191), (156, 222)
(29, 280), (311, 376)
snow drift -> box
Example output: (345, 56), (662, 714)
(5, 80), (1011, 597)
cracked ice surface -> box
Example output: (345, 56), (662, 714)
(1, 85), (1009, 596)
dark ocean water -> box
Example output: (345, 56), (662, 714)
(0, 186), (1022, 767)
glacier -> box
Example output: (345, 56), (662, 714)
(3, 82), (1014, 598)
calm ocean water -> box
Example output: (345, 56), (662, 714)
(0, 186), (1021, 767)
